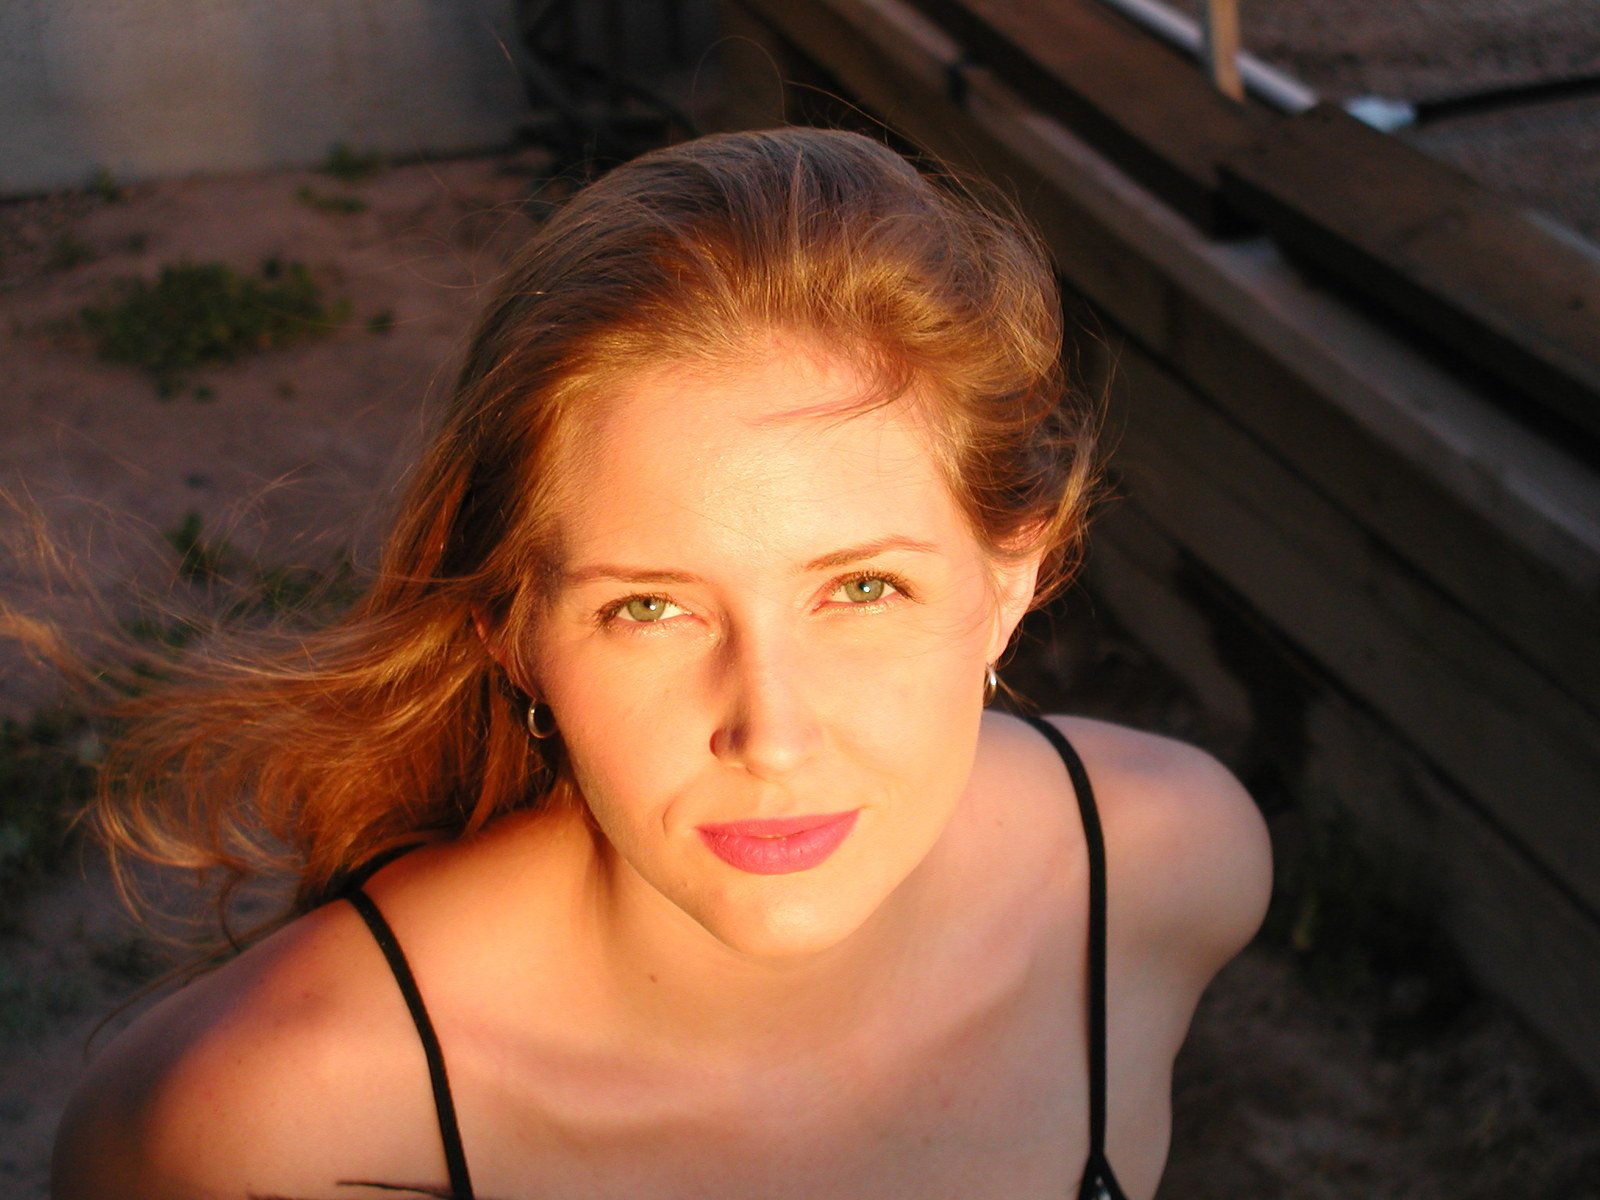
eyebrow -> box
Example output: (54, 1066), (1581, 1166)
(560, 536), (941, 587)
(801, 536), (940, 572)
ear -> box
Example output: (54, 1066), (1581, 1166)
(471, 607), (529, 693)
(984, 548), (1044, 664)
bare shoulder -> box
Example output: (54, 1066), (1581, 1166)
(1005, 712), (1272, 987)
(52, 898), (440, 1200)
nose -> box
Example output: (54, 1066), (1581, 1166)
(709, 625), (823, 780)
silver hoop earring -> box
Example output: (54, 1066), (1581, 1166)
(527, 700), (558, 740)
(982, 662), (999, 706)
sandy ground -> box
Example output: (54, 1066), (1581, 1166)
(3, 150), (1600, 1198)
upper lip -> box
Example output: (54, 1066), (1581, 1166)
(695, 810), (859, 838)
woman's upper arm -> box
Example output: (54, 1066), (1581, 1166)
(50, 1022), (236, 1200)
(52, 922), (398, 1200)
(54, 1010), (374, 1200)
(1133, 739), (1272, 984)
(1053, 717), (1273, 992)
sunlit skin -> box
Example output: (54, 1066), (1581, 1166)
(50, 336), (1272, 1200)
(526, 335), (1030, 980)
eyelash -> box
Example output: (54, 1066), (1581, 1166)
(593, 570), (915, 629)
(833, 569), (915, 608)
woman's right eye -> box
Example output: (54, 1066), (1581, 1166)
(611, 595), (686, 624)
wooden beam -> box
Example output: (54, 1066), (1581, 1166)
(899, 0), (1262, 233)
(1220, 102), (1600, 453)
(1105, 340), (1600, 916)
(1089, 506), (1600, 1091)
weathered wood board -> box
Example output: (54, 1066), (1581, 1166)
(1104, 340), (1600, 918)
(1090, 500), (1600, 1088)
(901, 0), (1262, 233)
(1220, 102), (1600, 452)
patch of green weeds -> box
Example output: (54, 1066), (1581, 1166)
(295, 185), (368, 215)
(123, 614), (200, 653)
(365, 309), (395, 335)
(1263, 806), (1472, 1047)
(0, 708), (99, 932)
(161, 512), (360, 619)
(45, 232), (97, 271)
(318, 142), (384, 183)
(0, 544), (358, 925)
(90, 934), (170, 985)
(0, 963), (88, 1037)
(164, 510), (234, 581)
(80, 259), (350, 397)
(87, 167), (124, 203)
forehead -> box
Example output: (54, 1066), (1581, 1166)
(553, 346), (970, 565)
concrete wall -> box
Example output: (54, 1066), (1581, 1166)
(0, 0), (529, 195)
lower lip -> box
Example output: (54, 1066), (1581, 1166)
(696, 810), (860, 875)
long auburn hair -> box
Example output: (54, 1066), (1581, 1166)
(88, 127), (1098, 930)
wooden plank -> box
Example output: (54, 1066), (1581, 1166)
(1105, 345), (1600, 916)
(1150, 268), (1600, 719)
(1088, 510), (1600, 1091)
(899, 0), (1262, 233)
(1220, 102), (1600, 452)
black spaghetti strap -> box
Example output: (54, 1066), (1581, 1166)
(347, 888), (477, 1200)
(1018, 715), (1128, 1200)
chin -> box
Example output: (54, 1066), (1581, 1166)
(693, 887), (883, 961)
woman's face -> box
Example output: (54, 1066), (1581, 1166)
(528, 338), (1037, 959)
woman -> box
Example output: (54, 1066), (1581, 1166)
(53, 127), (1270, 1200)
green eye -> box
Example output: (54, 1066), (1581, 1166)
(840, 576), (889, 603)
(620, 595), (677, 622)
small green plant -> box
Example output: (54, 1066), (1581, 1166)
(157, 514), (358, 618)
(164, 511), (233, 581)
(318, 142), (384, 183)
(0, 708), (99, 932)
(365, 309), (395, 335)
(81, 260), (349, 397)
(86, 167), (124, 202)
(295, 185), (368, 215)
(123, 615), (200, 652)
(251, 557), (361, 618)
(45, 232), (97, 271)
(1262, 805), (1472, 1043)
(0, 961), (87, 1036)
(90, 934), (170, 984)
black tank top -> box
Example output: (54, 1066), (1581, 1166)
(346, 713), (1129, 1199)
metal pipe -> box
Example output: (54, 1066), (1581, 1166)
(1095, 0), (1318, 114)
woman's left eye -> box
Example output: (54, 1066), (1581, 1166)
(831, 575), (900, 605)
(610, 595), (687, 623)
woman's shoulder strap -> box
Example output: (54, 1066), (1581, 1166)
(345, 887), (477, 1200)
(1015, 714), (1119, 1193)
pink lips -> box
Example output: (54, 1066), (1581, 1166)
(696, 810), (860, 875)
